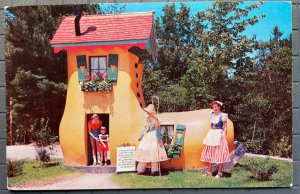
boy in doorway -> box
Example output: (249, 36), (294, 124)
(98, 126), (109, 166)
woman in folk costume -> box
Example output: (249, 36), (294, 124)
(134, 104), (169, 175)
(200, 100), (230, 178)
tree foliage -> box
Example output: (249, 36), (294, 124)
(143, 2), (291, 157)
(5, 4), (124, 145)
(230, 28), (292, 157)
(9, 68), (65, 144)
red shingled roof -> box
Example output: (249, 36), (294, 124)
(50, 12), (155, 45)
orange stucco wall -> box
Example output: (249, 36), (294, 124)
(160, 110), (234, 169)
(59, 47), (234, 169)
(60, 47), (147, 166)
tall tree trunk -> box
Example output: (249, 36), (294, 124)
(9, 96), (13, 145)
(251, 121), (256, 141)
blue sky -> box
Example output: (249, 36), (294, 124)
(102, 1), (292, 41)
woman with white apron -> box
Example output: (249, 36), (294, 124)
(134, 104), (169, 175)
(200, 101), (230, 178)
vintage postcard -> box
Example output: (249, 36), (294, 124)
(5, 1), (292, 190)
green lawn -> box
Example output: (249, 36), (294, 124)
(112, 156), (292, 188)
(8, 159), (83, 187)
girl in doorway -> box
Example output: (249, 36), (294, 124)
(98, 126), (109, 166)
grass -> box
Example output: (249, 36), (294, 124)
(111, 156), (292, 189)
(8, 159), (83, 187)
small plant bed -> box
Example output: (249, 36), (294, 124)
(8, 159), (83, 188)
(111, 156), (292, 188)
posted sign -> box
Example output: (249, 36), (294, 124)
(116, 146), (136, 172)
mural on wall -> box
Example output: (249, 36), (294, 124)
(5, 1), (292, 190)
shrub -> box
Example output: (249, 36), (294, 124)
(35, 146), (51, 167)
(35, 118), (58, 147)
(245, 158), (278, 181)
(274, 136), (292, 158)
(34, 118), (58, 167)
(7, 159), (24, 177)
(244, 139), (266, 154)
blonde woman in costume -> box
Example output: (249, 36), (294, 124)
(134, 104), (169, 175)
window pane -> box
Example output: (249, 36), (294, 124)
(91, 58), (99, 70)
(168, 126), (174, 139)
(90, 57), (107, 77)
(99, 57), (107, 70)
(160, 125), (175, 145)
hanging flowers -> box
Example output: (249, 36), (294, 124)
(81, 72), (112, 92)
(85, 74), (91, 80)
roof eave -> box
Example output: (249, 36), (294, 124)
(51, 39), (156, 62)
(50, 39), (149, 48)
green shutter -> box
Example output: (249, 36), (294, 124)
(76, 55), (87, 68)
(108, 54), (118, 66)
(172, 124), (186, 158)
(175, 124), (186, 149)
(108, 54), (118, 83)
(77, 55), (88, 82)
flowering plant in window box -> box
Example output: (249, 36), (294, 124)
(165, 142), (180, 158)
(79, 72), (112, 92)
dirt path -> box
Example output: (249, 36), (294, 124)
(245, 153), (292, 162)
(7, 145), (293, 162)
(7, 145), (63, 160)
(7, 145), (121, 190)
(9, 173), (121, 190)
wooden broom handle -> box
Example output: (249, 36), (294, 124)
(151, 96), (160, 114)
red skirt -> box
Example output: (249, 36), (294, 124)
(200, 135), (230, 164)
(98, 142), (109, 152)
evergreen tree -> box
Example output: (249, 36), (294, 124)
(227, 27), (291, 157)
(156, 3), (193, 81)
(5, 4), (124, 144)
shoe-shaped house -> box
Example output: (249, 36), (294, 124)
(50, 11), (235, 169)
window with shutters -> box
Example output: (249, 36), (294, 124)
(77, 55), (110, 92)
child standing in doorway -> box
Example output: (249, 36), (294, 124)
(98, 126), (109, 166)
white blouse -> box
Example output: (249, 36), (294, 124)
(210, 112), (228, 124)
